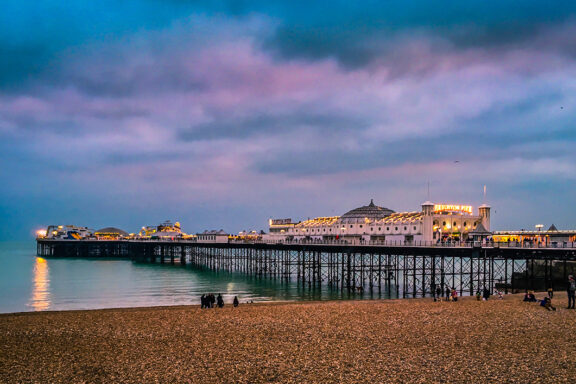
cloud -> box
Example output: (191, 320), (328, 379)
(2, 2), (576, 239)
(261, 2), (576, 69)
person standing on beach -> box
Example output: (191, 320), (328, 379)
(217, 294), (224, 308)
(233, 296), (239, 307)
(548, 287), (554, 299)
(483, 287), (490, 301)
(445, 286), (450, 301)
(567, 275), (576, 309)
(201, 294), (206, 309)
(435, 286), (442, 302)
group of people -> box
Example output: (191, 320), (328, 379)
(200, 293), (240, 309)
(433, 285), (458, 302)
(475, 287), (496, 301)
(524, 290), (556, 311)
(200, 294), (220, 308)
(521, 274), (576, 311)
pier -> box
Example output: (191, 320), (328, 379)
(36, 240), (576, 298)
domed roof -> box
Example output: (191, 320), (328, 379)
(94, 227), (129, 236)
(340, 200), (395, 223)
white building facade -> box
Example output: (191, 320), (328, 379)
(267, 200), (490, 244)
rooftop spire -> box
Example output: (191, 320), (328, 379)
(369, 199), (375, 207)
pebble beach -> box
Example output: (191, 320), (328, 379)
(1, 293), (575, 383)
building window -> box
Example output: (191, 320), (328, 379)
(371, 228), (373, 231)
(413, 226), (417, 230)
(443, 221), (446, 226)
(359, 225), (363, 228)
(395, 227), (398, 231)
(453, 222), (457, 227)
(404, 226), (407, 230)
(464, 222), (467, 227)
(350, 225), (353, 228)
(386, 227), (389, 231)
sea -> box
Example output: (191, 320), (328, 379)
(0, 242), (393, 314)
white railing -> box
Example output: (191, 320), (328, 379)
(37, 237), (576, 249)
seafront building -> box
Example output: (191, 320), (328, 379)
(493, 225), (576, 246)
(266, 200), (491, 244)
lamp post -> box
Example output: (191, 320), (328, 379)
(535, 224), (544, 246)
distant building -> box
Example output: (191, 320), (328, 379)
(138, 220), (184, 239)
(267, 200), (490, 243)
(42, 225), (93, 240)
(493, 225), (576, 246)
(94, 227), (129, 240)
(196, 230), (230, 243)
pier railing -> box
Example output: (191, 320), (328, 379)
(232, 239), (576, 249)
(36, 237), (576, 249)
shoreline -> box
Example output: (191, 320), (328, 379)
(0, 290), (557, 316)
(2, 292), (575, 383)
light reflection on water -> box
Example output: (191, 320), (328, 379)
(28, 257), (51, 311)
(0, 242), (396, 314)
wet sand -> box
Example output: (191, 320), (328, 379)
(1, 293), (575, 383)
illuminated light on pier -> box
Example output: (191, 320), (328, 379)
(433, 204), (473, 214)
(266, 200), (489, 244)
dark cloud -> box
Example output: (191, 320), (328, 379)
(179, 109), (367, 141)
(259, 2), (576, 68)
(254, 116), (576, 177)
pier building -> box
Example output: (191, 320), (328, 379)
(196, 230), (229, 243)
(94, 227), (129, 240)
(267, 200), (490, 244)
(138, 221), (184, 240)
(40, 225), (93, 240)
(493, 225), (576, 247)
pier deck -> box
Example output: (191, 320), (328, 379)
(36, 239), (576, 298)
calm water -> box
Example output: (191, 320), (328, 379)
(0, 242), (391, 314)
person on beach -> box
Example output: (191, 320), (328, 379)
(435, 286), (442, 302)
(494, 289), (504, 300)
(233, 296), (239, 307)
(217, 294), (224, 308)
(451, 288), (458, 302)
(476, 290), (482, 301)
(483, 287), (490, 301)
(523, 291), (537, 302)
(548, 287), (554, 299)
(445, 286), (451, 301)
(201, 294), (206, 309)
(540, 296), (556, 311)
(567, 275), (576, 309)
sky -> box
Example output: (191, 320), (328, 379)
(1, 0), (576, 240)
